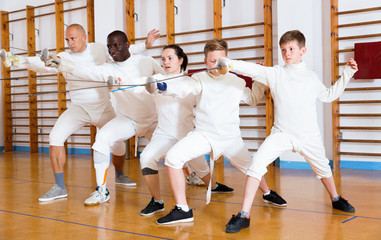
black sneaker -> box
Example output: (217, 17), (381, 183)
(225, 213), (250, 233)
(140, 197), (164, 216)
(211, 182), (234, 193)
(263, 190), (287, 206)
(332, 196), (355, 212)
(156, 206), (193, 225)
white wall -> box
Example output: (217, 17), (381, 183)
(94, 0), (125, 45)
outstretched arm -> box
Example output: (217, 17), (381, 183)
(318, 58), (358, 102)
(155, 75), (201, 98)
(129, 29), (160, 55)
(53, 56), (120, 82)
(229, 59), (277, 87)
(0, 50), (60, 74)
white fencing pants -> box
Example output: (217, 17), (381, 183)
(246, 131), (332, 181)
(92, 114), (156, 188)
(91, 115), (137, 156)
(165, 131), (252, 203)
(91, 115), (135, 189)
(49, 102), (119, 147)
(140, 131), (210, 178)
(165, 131), (252, 174)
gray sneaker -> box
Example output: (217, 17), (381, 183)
(115, 175), (137, 187)
(39, 184), (68, 202)
(185, 172), (205, 185)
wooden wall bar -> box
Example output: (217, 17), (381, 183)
(331, 1), (381, 168)
(26, 5), (38, 153)
(125, 0), (135, 44)
(86, 0), (96, 152)
(125, 0), (136, 159)
(263, 0), (274, 137)
(1, 11), (13, 152)
(213, 0), (222, 39)
(55, 0), (66, 116)
(166, 0), (175, 45)
(330, 0), (340, 170)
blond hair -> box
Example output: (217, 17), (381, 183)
(203, 39), (228, 57)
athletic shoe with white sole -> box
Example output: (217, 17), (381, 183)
(263, 190), (287, 206)
(156, 206), (193, 225)
(185, 172), (205, 185)
(38, 184), (68, 202)
(84, 186), (110, 206)
(115, 175), (137, 187)
(140, 197), (164, 216)
(211, 182), (234, 193)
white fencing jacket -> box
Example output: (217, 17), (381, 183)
(19, 43), (110, 112)
(59, 54), (165, 136)
(163, 71), (265, 159)
(17, 42), (146, 113)
(230, 60), (357, 149)
(149, 74), (197, 140)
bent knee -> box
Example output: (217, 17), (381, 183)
(49, 132), (66, 146)
(141, 167), (159, 176)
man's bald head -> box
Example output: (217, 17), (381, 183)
(65, 24), (87, 53)
(66, 24), (86, 35)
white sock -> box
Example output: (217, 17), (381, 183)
(263, 190), (271, 196)
(176, 204), (189, 212)
(154, 199), (163, 204)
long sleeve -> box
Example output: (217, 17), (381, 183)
(17, 55), (59, 74)
(129, 42), (146, 55)
(58, 58), (119, 82)
(163, 75), (201, 98)
(241, 81), (265, 106)
(116, 76), (152, 94)
(317, 65), (357, 102)
(230, 60), (278, 87)
(151, 58), (166, 75)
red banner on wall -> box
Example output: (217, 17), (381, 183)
(354, 41), (381, 79)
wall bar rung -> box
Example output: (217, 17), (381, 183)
(337, 6), (381, 15)
(339, 139), (381, 143)
(339, 152), (381, 157)
(240, 126), (266, 129)
(339, 126), (381, 130)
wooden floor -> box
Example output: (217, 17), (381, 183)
(0, 151), (380, 240)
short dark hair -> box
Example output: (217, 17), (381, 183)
(107, 30), (128, 43)
(163, 44), (188, 71)
(279, 30), (306, 48)
(204, 39), (228, 57)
